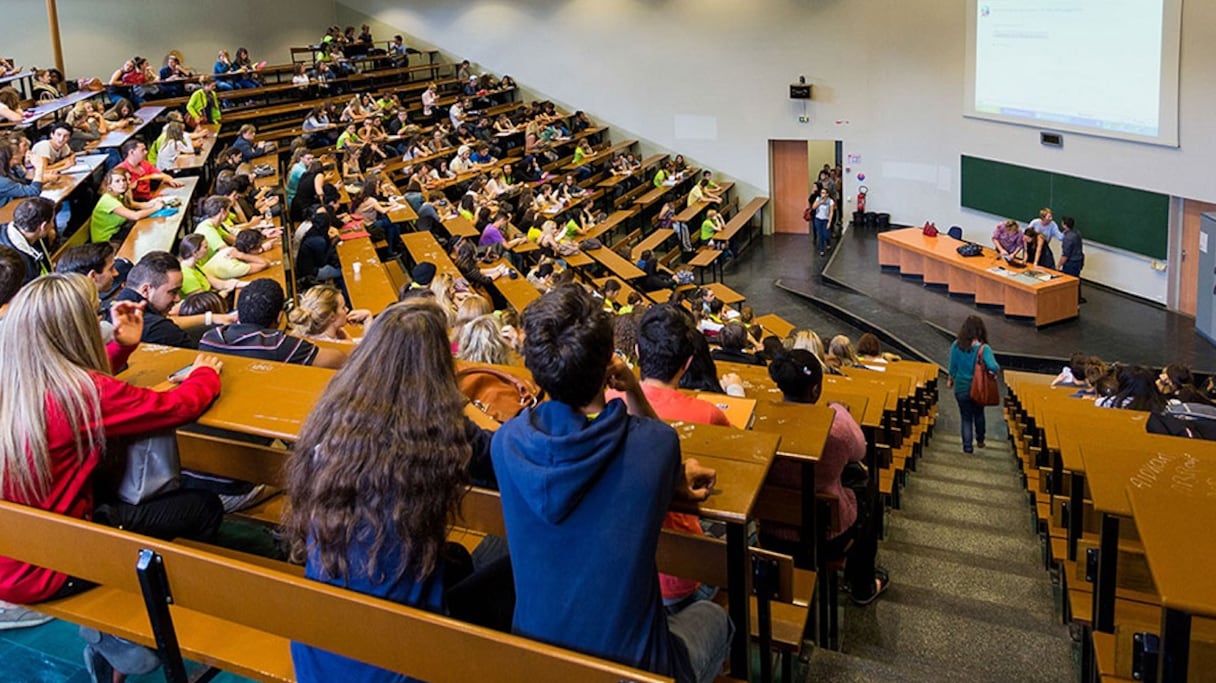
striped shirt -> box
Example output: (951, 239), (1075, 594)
(199, 324), (319, 365)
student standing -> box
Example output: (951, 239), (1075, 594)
(1058, 215), (1085, 303)
(947, 315), (1000, 454)
(812, 187), (835, 257)
(1026, 208), (1061, 269)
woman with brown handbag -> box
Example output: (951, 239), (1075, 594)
(947, 315), (1001, 454)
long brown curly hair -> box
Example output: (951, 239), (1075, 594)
(284, 300), (471, 583)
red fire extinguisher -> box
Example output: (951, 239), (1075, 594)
(857, 185), (868, 213)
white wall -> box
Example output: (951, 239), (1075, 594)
(6, 1), (335, 82)
(338, 0), (1216, 302)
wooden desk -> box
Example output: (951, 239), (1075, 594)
(337, 235), (398, 314)
(754, 314), (795, 339)
(0, 153), (108, 224)
(249, 152), (280, 189)
(442, 215), (479, 239)
(92, 105), (166, 149)
(116, 177), (199, 263)
(400, 231), (461, 278)
(1083, 443), (1216, 635)
(878, 227), (1079, 326)
(490, 264), (541, 313)
(176, 125), (222, 172)
(584, 246), (644, 281)
(1127, 481), (1216, 682)
(14, 89), (101, 128)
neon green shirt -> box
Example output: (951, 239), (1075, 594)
(90, 194), (128, 243)
(180, 264), (212, 295)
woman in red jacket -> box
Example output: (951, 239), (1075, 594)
(0, 273), (225, 681)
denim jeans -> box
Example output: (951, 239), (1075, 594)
(813, 217), (831, 250)
(667, 600), (733, 683)
(955, 391), (986, 452)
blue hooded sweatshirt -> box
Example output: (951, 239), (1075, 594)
(491, 397), (694, 681)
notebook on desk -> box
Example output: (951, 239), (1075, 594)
(696, 393), (757, 430)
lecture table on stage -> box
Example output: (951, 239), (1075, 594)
(117, 345), (789, 680)
(878, 227), (1079, 327)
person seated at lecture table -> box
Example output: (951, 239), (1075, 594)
(116, 140), (183, 203)
(30, 122), (76, 172)
(0, 273), (227, 680)
(0, 245), (25, 319)
(158, 53), (196, 98)
(1025, 208), (1061, 269)
(114, 251), (199, 349)
(492, 284), (731, 683)
(763, 349), (891, 605)
(0, 142), (51, 211)
(991, 219), (1024, 262)
(606, 304), (732, 612)
(200, 278), (346, 368)
(55, 242), (123, 312)
(0, 88), (23, 124)
(89, 168), (165, 244)
(177, 234), (248, 297)
(0, 198), (55, 284)
(285, 300), (510, 682)
(288, 283), (371, 344)
(232, 124), (275, 163)
(711, 321), (766, 366)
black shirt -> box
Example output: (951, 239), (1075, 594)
(114, 288), (195, 349)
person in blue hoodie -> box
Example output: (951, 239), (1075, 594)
(491, 283), (731, 683)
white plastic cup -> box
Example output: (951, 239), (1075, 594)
(352, 261), (362, 277)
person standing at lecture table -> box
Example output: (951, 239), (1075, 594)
(947, 315), (1000, 455)
(991, 219), (1024, 262)
(1057, 215), (1086, 303)
(1026, 208), (1061, 269)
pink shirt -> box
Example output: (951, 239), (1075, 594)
(767, 402), (865, 538)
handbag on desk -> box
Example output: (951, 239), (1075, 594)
(970, 344), (1001, 406)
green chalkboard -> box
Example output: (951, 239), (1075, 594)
(960, 155), (1169, 259)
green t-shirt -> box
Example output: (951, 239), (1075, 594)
(180, 264), (211, 295)
(653, 169), (667, 188)
(336, 130), (360, 150)
(194, 220), (231, 257)
(565, 219), (580, 239)
(203, 250), (252, 280)
(90, 194), (128, 243)
(701, 218), (717, 242)
(147, 133), (166, 165)
(527, 226), (542, 242)
(573, 147), (587, 165)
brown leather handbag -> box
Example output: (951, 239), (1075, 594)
(457, 367), (542, 423)
(970, 344), (1000, 406)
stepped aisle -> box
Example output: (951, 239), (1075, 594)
(803, 394), (1075, 682)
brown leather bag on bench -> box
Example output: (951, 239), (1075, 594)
(457, 367), (542, 423)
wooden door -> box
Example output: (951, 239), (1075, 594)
(771, 140), (809, 234)
(1179, 199), (1216, 317)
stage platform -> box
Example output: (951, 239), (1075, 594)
(769, 226), (1216, 374)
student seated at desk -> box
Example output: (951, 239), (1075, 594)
(55, 242), (122, 312)
(0, 273), (226, 680)
(0, 198), (54, 285)
(285, 300), (507, 682)
(608, 304), (732, 612)
(177, 234), (250, 297)
(89, 168), (165, 244)
(826, 334), (864, 370)
(116, 139), (183, 203)
(152, 121), (195, 172)
(455, 314), (515, 365)
(66, 101), (109, 151)
(0, 246), (24, 317)
(711, 322), (765, 367)
(201, 278), (346, 368)
(765, 349), (891, 605)
(0, 88), (22, 124)
(115, 251), (221, 349)
(0, 143), (50, 212)
(295, 208), (344, 285)
(492, 284), (729, 683)
(232, 124), (275, 163)
(288, 283), (371, 344)
(1095, 365), (1164, 411)
(856, 332), (901, 366)
(30, 122), (76, 172)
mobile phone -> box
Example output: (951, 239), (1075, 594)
(168, 365), (194, 383)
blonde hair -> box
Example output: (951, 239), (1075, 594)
(0, 274), (108, 501)
(429, 273), (457, 324)
(787, 329), (826, 363)
(164, 121), (186, 144)
(1039, 208), (1052, 220)
(828, 334), (861, 367)
(455, 314), (511, 365)
(288, 284), (345, 337)
(454, 294), (491, 330)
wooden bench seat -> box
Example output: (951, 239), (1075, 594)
(0, 500), (669, 683)
(632, 228), (675, 261)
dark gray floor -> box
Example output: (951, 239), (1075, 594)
(779, 226), (1216, 373)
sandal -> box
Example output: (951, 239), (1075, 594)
(850, 573), (891, 606)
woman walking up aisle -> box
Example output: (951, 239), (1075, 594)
(948, 315), (1000, 454)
